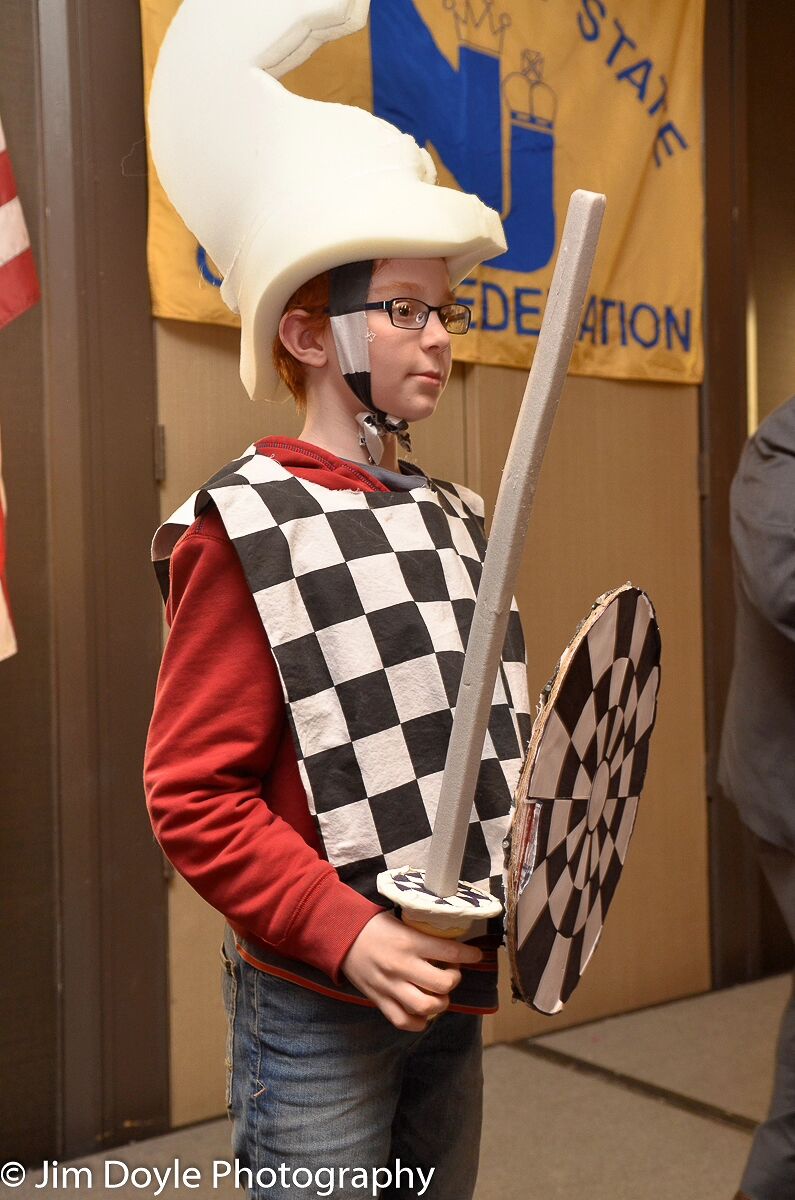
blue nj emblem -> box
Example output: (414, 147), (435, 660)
(369, 0), (557, 274)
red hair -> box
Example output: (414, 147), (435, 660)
(272, 271), (330, 411)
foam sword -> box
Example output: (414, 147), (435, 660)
(377, 189), (607, 937)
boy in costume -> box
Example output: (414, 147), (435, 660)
(146, 3), (531, 1196)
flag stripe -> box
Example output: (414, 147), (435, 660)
(0, 429), (16, 662)
(0, 150), (16, 207)
(0, 586), (16, 662)
(0, 197), (30, 268)
(0, 112), (37, 662)
(0, 246), (40, 330)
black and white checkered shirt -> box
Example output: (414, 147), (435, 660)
(154, 446), (531, 907)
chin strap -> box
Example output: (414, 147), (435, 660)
(328, 261), (412, 462)
(355, 412), (388, 466)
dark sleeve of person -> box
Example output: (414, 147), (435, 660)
(730, 410), (795, 642)
(143, 508), (383, 981)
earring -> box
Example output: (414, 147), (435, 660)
(365, 329), (376, 343)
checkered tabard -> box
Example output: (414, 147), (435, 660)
(154, 446), (531, 906)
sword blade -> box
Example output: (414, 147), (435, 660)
(424, 189), (607, 899)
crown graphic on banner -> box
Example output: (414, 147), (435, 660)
(443, 0), (511, 55)
(503, 50), (557, 130)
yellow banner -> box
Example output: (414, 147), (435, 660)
(141, 0), (704, 384)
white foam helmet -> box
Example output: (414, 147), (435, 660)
(149, 0), (507, 401)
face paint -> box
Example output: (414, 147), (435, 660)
(328, 261), (411, 463)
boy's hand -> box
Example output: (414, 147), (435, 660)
(341, 911), (483, 1031)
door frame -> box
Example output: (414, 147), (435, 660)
(37, 0), (169, 1155)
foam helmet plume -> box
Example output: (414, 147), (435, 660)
(148, 0), (507, 401)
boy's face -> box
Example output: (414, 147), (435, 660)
(364, 258), (455, 423)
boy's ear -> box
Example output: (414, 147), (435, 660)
(278, 309), (328, 368)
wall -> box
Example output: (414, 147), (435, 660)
(747, 0), (795, 426)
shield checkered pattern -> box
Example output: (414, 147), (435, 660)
(154, 446), (531, 906)
(507, 584), (661, 1014)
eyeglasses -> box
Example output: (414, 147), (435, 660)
(330, 297), (472, 335)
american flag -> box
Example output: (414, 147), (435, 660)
(0, 115), (39, 330)
(0, 111), (40, 660)
(0, 429), (15, 662)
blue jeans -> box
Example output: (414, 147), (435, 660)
(221, 927), (483, 1200)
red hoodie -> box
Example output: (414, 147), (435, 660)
(144, 436), (498, 1011)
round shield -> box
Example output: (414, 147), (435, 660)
(506, 584), (661, 1014)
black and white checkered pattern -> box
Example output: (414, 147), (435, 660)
(154, 446), (531, 907)
(506, 585), (661, 1015)
(385, 869), (500, 911)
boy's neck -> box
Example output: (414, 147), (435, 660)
(298, 411), (400, 473)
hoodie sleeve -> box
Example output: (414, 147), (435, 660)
(144, 506), (383, 981)
(730, 420), (795, 642)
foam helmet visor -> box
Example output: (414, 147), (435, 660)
(327, 260), (411, 460)
(328, 260), (375, 412)
(148, 0), (507, 402)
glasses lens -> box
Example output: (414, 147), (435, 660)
(390, 298), (429, 328)
(439, 304), (471, 334)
